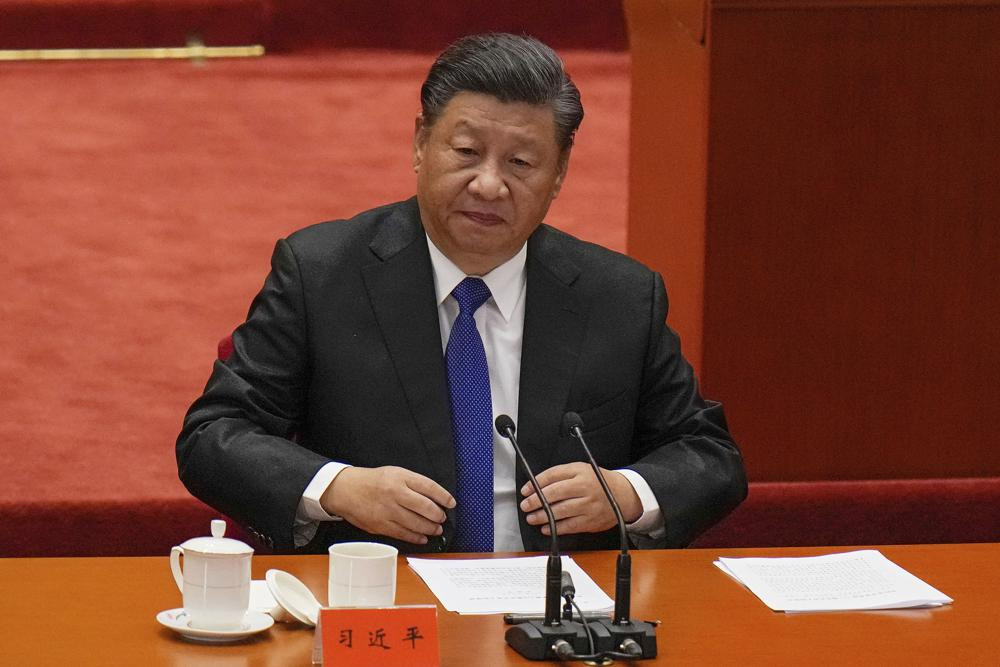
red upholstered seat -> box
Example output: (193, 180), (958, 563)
(692, 477), (1000, 548)
(4, 477), (996, 557)
(218, 334), (234, 363)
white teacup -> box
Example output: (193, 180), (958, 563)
(170, 520), (253, 630)
(327, 542), (398, 607)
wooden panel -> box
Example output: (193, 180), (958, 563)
(624, 0), (711, 373)
(703, 4), (1000, 480)
(626, 0), (1000, 481)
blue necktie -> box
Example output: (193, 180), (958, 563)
(446, 277), (494, 552)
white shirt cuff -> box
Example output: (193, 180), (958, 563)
(293, 462), (351, 548)
(298, 461), (352, 521)
(616, 468), (665, 539)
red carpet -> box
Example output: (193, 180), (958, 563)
(0, 50), (629, 555)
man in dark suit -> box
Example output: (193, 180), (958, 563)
(177, 34), (746, 554)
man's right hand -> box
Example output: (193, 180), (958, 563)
(320, 466), (456, 544)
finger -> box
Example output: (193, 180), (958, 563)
(405, 472), (457, 509)
(525, 497), (589, 526)
(398, 486), (449, 524)
(520, 491), (540, 513)
(391, 505), (445, 537)
(386, 520), (431, 545)
(542, 514), (602, 536)
(519, 478), (585, 513)
(526, 510), (551, 526)
(521, 464), (578, 496)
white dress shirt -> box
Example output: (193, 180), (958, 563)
(293, 236), (664, 548)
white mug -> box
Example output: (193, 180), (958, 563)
(327, 542), (398, 607)
(170, 520), (253, 630)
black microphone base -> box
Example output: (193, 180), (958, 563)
(504, 620), (591, 660)
(590, 618), (658, 659)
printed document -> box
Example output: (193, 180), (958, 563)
(407, 555), (615, 615)
(715, 549), (953, 612)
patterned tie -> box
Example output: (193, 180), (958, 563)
(446, 277), (494, 552)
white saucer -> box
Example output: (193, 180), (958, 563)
(156, 608), (274, 643)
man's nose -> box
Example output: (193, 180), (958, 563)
(468, 162), (509, 200)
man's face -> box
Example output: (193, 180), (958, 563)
(413, 91), (569, 275)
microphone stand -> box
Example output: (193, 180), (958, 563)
(564, 412), (658, 659)
(495, 415), (590, 661)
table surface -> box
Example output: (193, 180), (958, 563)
(2, 543), (997, 666)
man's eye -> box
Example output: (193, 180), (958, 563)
(510, 157), (531, 167)
(455, 147), (477, 156)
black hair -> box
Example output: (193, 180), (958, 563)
(420, 33), (584, 152)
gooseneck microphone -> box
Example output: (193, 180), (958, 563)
(563, 411), (658, 659)
(495, 414), (561, 625)
(562, 412), (629, 622)
(494, 415), (589, 660)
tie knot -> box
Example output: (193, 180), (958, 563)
(451, 277), (492, 315)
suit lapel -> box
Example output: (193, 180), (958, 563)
(359, 214), (589, 549)
(517, 225), (586, 483)
(361, 200), (457, 495)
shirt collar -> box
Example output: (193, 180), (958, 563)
(426, 235), (527, 322)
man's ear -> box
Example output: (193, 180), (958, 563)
(412, 114), (427, 173)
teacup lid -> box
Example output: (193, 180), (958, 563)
(180, 520), (254, 556)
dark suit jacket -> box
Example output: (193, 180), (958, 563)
(177, 198), (746, 553)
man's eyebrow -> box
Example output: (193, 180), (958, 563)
(448, 118), (546, 151)
(449, 119), (478, 133)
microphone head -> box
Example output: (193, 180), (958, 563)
(495, 414), (516, 436)
(561, 411), (584, 437)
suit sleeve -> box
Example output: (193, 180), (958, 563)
(626, 272), (748, 547)
(176, 238), (331, 551)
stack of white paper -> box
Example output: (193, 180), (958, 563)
(407, 555), (615, 615)
(715, 549), (953, 612)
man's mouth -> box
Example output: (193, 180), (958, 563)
(460, 211), (505, 226)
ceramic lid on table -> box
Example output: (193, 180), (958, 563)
(178, 520), (253, 556)
(265, 569), (321, 627)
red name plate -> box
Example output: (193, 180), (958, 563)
(313, 605), (439, 666)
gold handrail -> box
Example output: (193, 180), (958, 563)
(0, 44), (265, 62)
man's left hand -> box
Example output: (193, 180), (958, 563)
(519, 463), (643, 535)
